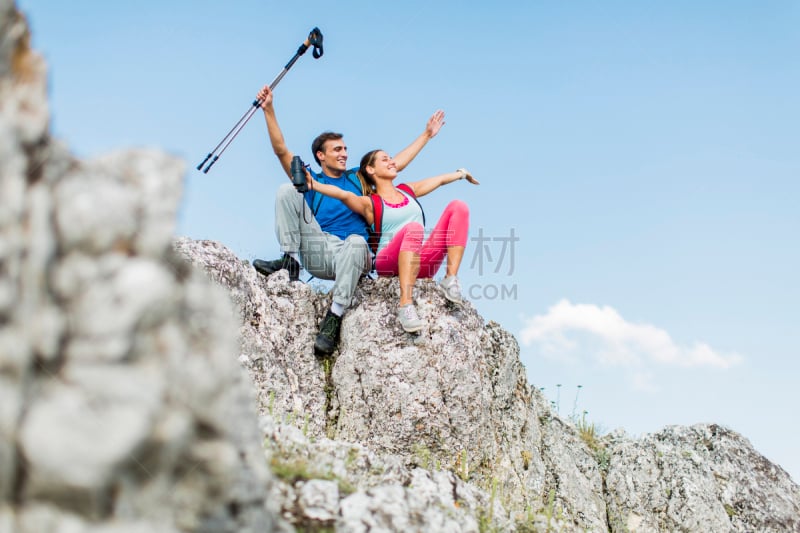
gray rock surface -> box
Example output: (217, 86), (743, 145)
(0, 3), (281, 532)
(604, 424), (800, 532)
(260, 415), (503, 532)
(177, 238), (800, 532)
(176, 238), (601, 531)
(3, 1), (799, 531)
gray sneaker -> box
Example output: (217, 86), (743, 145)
(397, 304), (424, 333)
(438, 275), (463, 305)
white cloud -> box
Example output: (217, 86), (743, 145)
(520, 299), (743, 370)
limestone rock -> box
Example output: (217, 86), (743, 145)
(172, 237), (330, 437)
(177, 236), (800, 532)
(259, 414), (504, 532)
(605, 424), (800, 532)
(0, 3), (282, 531)
(4, 0), (799, 530)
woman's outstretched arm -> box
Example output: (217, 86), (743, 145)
(393, 110), (446, 171)
(407, 168), (479, 197)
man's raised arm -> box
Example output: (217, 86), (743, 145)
(393, 110), (446, 172)
(258, 85), (294, 179)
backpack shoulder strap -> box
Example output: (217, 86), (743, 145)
(309, 190), (324, 215)
(397, 183), (416, 197)
(343, 170), (363, 194)
(307, 170), (326, 215)
(396, 183), (426, 227)
(368, 193), (383, 255)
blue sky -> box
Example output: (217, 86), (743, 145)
(19, 1), (799, 483)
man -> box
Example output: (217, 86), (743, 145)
(252, 84), (445, 355)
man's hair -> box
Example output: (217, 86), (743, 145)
(311, 131), (344, 165)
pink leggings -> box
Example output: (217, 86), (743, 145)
(375, 200), (469, 278)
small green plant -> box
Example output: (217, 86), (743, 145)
(267, 390), (275, 416)
(555, 383), (562, 414)
(412, 442), (433, 470)
(477, 510), (501, 533)
(515, 496), (568, 533)
(270, 454), (356, 497)
(326, 406), (340, 440)
(608, 509), (631, 533)
(595, 446), (611, 473)
(573, 410), (611, 473)
(269, 455), (335, 484)
(543, 488), (556, 529)
(515, 505), (538, 533)
(337, 478), (357, 496)
(322, 357), (337, 439)
(520, 450), (533, 470)
(575, 411), (601, 451)
(455, 449), (470, 481)
(345, 447), (359, 469)
(477, 477), (500, 533)
(570, 384), (583, 419)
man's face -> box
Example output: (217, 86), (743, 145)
(317, 139), (348, 174)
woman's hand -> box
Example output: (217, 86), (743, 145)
(457, 168), (480, 185)
(426, 110), (446, 139)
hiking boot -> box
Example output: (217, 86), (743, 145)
(253, 254), (300, 281)
(314, 310), (342, 356)
(397, 304), (424, 333)
(438, 275), (463, 305)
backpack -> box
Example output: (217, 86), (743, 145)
(367, 183), (426, 254)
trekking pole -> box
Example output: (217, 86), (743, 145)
(197, 27), (324, 174)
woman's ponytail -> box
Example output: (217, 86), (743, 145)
(357, 149), (381, 195)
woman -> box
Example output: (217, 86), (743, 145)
(306, 149), (479, 333)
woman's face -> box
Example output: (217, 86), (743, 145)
(368, 151), (398, 180)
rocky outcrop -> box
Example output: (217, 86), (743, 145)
(175, 239), (595, 531)
(2, 1), (799, 531)
(0, 2), (281, 531)
(176, 239), (800, 532)
(605, 424), (800, 532)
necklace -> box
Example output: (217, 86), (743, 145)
(383, 194), (409, 208)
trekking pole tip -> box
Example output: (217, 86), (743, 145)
(202, 155), (219, 174)
(197, 154), (212, 171)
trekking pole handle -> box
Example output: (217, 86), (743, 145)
(309, 27), (323, 58)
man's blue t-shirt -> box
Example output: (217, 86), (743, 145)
(304, 168), (369, 242)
